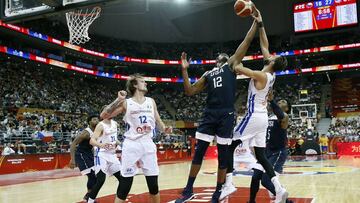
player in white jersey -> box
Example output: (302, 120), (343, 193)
(222, 9), (289, 203)
(101, 74), (172, 203)
(87, 117), (122, 203)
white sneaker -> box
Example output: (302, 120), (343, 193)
(219, 183), (237, 200)
(275, 188), (288, 203)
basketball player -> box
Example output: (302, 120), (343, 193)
(224, 9), (289, 203)
(69, 114), (99, 202)
(175, 19), (259, 202)
(248, 91), (291, 203)
(87, 113), (122, 203)
(100, 74), (172, 203)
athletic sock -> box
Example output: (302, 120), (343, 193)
(215, 182), (223, 192)
(225, 173), (233, 186)
(271, 176), (283, 193)
(87, 198), (95, 203)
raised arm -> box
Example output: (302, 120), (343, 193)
(268, 91), (284, 120)
(181, 52), (207, 96)
(268, 91), (289, 129)
(228, 19), (258, 68)
(69, 130), (89, 169)
(100, 90), (127, 119)
(253, 9), (271, 59)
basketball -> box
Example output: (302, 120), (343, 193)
(234, 0), (254, 17)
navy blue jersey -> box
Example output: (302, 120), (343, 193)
(266, 115), (287, 150)
(76, 128), (93, 153)
(204, 63), (237, 109)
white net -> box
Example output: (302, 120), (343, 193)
(66, 6), (101, 45)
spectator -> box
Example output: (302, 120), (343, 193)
(14, 140), (26, 154)
(319, 134), (329, 154)
(1, 143), (15, 155)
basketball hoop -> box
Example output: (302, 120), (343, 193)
(66, 6), (101, 45)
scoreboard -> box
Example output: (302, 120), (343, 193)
(294, 0), (358, 33)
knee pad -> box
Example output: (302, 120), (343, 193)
(117, 176), (133, 200)
(192, 140), (210, 165)
(145, 176), (159, 195)
(87, 172), (97, 189)
(252, 169), (263, 180)
(217, 144), (229, 170)
(96, 171), (106, 184)
(254, 147), (267, 165)
(229, 140), (242, 153)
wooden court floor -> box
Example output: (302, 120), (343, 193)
(1, 156), (360, 203)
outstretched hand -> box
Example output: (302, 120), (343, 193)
(251, 8), (262, 23)
(181, 52), (191, 70)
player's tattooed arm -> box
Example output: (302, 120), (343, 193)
(228, 20), (258, 68)
(101, 90), (127, 119)
(181, 52), (206, 96)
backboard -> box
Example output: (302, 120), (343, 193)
(1, 0), (114, 23)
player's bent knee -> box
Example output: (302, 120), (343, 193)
(145, 176), (159, 195)
(87, 172), (97, 189)
(96, 171), (106, 184)
(252, 169), (263, 180)
(117, 176), (133, 200)
(217, 144), (229, 169)
(192, 140), (210, 165)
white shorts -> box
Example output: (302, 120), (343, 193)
(233, 113), (268, 148)
(121, 136), (159, 177)
(94, 150), (121, 176)
(234, 154), (264, 171)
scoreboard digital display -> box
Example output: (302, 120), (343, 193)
(294, 0), (358, 33)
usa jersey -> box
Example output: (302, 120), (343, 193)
(123, 97), (156, 140)
(204, 63), (237, 109)
(98, 120), (118, 153)
(247, 72), (275, 113)
(267, 114), (287, 150)
(77, 127), (94, 153)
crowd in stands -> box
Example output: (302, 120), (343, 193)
(327, 118), (360, 141)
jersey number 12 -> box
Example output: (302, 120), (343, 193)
(139, 116), (147, 124)
(213, 76), (222, 88)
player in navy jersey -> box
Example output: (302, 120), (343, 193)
(248, 91), (291, 203)
(175, 19), (259, 203)
(69, 114), (99, 202)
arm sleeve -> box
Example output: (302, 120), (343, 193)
(270, 100), (285, 120)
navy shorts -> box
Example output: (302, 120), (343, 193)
(196, 108), (235, 145)
(266, 148), (288, 173)
(75, 150), (94, 175)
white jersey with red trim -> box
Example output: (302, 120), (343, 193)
(123, 97), (156, 140)
(97, 120), (118, 153)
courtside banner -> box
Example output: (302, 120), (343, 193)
(337, 142), (360, 156)
(0, 150), (191, 175)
